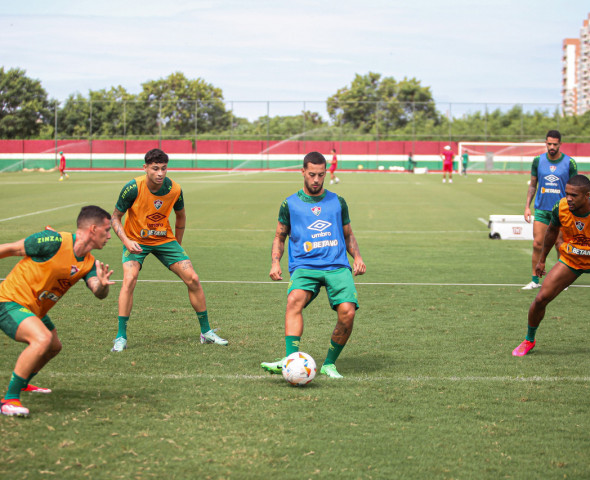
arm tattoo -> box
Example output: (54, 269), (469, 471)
(271, 224), (288, 262)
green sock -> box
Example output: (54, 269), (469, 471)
(526, 325), (538, 342)
(117, 316), (129, 339)
(285, 336), (301, 357)
(197, 311), (211, 334)
(324, 339), (345, 366)
(26, 372), (38, 386)
(532, 275), (539, 284)
(5, 372), (27, 400)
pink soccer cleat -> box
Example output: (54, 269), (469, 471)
(512, 339), (536, 356)
(1, 399), (29, 417)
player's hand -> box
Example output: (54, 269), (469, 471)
(269, 263), (283, 281)
(96, 260), (115, 286)
(524, 207), (532, 224)
(535, 261), (546, 278)
(126, 240), (143, 254)
(353, 257), (366, 276)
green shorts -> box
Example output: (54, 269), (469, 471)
(122, 240), (190, 268)
(534, 209), (552, 225)
(0, 302), (55, 340)
(558, 259), (590, 277)
(287, 267), (359, 311)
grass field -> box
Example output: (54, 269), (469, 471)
(1, 170), (589, 479)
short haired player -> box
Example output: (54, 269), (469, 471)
(513, 175), (590, 356)
(110, 148), (227, 352)
(261, 152), (366, 378)
(440, 145), (454, 183)
(0, 206), (114, 416)
(328, 148), (339, 185)
(522, 130), (577, 290)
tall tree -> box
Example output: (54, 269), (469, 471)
(138, 72), (230, 135)
(0, 67), (52, 138)
(327, 72), (438, 133)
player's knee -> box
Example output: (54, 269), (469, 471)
(49, 337), (63, 356)
(286, 293), (306, 312)
(185, 272), (202, 290)
(31, 330), (54, 353)
(338, 303), (356, 324)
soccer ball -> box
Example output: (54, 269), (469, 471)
(282, 352), (317, 386)
(477, 178), (483, 183)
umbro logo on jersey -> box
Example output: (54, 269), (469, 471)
(307, 220), (331, 232)
(154, 200), (163, 210)
(146, 212), (166, 222)
(576, 221), (585, 231)
(544, 174), (559, 183)
(311, 206), (321, 216)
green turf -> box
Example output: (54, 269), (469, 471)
(1, 171), (589, 479)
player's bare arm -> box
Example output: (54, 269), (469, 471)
(343, 224), (366, 276)
(270, 222), (289, 281)
(87, 260), (115, 299)
(524, 176), (538, 223)
(111, 208), (142, 254)
(0, 239), (26, 259)
(535, 223), (560, 278)
(175, 208), (186, 245)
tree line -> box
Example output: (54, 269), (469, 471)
(1, 67), (590, 142)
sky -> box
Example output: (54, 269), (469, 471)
(1, 1), (589, 120)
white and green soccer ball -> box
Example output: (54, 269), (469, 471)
(282, 352), (317, 386)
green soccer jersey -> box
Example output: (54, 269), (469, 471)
(23, 231), (96, 280)
(115, 177), (185, 213)
(278, 190), (351, 227)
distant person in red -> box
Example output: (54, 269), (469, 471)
(440, 145), (454, 184)
(58, 151), (68, 182)
(329, 148), (340, 185)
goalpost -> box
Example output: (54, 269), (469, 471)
(457, 142), (546, 173)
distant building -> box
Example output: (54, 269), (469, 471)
(562, 13), (590, 115)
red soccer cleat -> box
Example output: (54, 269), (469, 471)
(512, 339), (536, 357)
(22, 384), (52, 394)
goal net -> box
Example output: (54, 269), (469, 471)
(457, 142), (546, 173)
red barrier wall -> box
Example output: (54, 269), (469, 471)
(2, 140), (589, 156)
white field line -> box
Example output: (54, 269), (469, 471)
(36, 279), (587, 288)
(0, 202), (86, 222)
(185, 228), (488, 234)
(3, 277), (588, 287)
(10, 371), (589, 383)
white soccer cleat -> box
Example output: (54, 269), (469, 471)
(521, 281), (540, 290)
(111, 337), (127, 352)
(200, 329), (228, 346)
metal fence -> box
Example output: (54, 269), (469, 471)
(44, 100), (585, 146)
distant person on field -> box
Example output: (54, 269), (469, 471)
(522, 130), (577, 290)
(440, 145), (454, 183)
(0, 206), (113, 417)
(408, 152), (416, 173)
(329, 148), (340, 185)
(513, 175), (590, 356)
(261, 152), (366, 379)
(461, 151), (469, 176)
(58, 151), (69, 181)
(110, 148), (227, 353)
